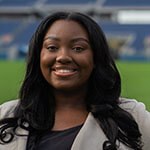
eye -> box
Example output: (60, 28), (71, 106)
(72, 47), (84, 52)
(47, 45), (58, 52)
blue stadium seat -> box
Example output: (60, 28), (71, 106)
(13, 20), (39, 45)
(0, 19), (20, 35)
(103, 0), (150, 6)
(0, 0), (36, 6)
(45, 0), (96, 4)
(0, 19), (22, 47)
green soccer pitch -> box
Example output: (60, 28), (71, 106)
(0, 60), (150, 111)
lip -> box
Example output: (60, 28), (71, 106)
(51, 66), (78, 77)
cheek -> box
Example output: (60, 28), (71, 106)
(40, 54), (47, 73)
(40, 50), (55, 68)
(40, 51), (51, 79)
(40, 50), (49, 65)
(89, 57), (94, 69)
(80, 56), (94, 77)
(85, 53), (94, 72)
(40, 61), (49, 82)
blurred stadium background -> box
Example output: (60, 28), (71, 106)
(0, 0), (150, 110)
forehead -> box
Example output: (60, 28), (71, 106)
(44, 19), (88, 38)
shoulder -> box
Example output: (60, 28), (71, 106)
(119, 97), (146, 112)
(118, 97), (149, 126)
(119, 97), (149, 122)
(119, 97), (150, 149)
(0, 100), (19, 119)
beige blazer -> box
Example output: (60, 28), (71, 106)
(0, 98), (150, 150)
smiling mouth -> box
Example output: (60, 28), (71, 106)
(52, 68), (78, 77)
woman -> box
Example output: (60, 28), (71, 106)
(0, 11), (150, 150)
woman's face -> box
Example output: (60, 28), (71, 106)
(40, 19), (94, 91)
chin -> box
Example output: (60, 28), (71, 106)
(54, 86), (77, 91)
(53, 83), (87, 93)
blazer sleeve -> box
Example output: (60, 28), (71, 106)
(120, 98), (150, 150)
(132, 101), (150, 150)
(0, 100), (19, 120)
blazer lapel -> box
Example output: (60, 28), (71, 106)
(71, 113), (107, 150)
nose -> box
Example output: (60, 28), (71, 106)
(56, 49), (72, 64)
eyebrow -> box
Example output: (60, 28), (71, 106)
(44, 36), (60, 41)
(71, 38), (89, 44)
(44, 36), (89, 44)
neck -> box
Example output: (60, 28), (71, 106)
(52, 88), (89, 131)
(53, 87), (88, 110)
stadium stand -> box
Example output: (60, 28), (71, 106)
(0, 0), (150, 60)
(0, 18), (40, 59)
(99, 22), (150, 60)
(13, 20), (39, 45)
(100, 23), (150, 51)
(0, 19), (21, 59)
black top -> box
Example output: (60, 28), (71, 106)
(36, 124), (83, 150)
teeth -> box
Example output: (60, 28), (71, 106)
(56, 69), (74, 73)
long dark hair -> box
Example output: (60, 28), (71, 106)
(0, 11), (142, 149)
